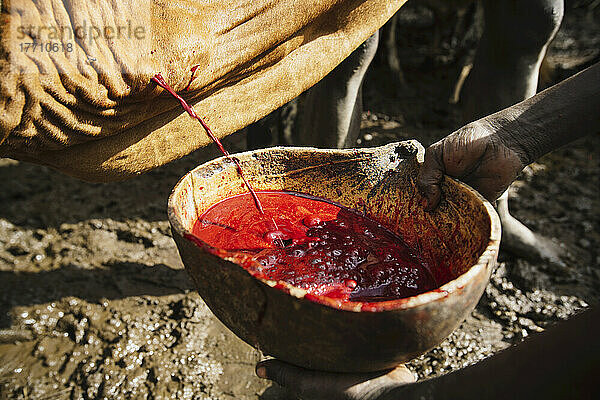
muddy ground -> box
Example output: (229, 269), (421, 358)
(1, 1), (599, 399)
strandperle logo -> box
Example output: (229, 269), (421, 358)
(15, 19), (147, 45)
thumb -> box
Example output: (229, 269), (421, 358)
(256, 359), (309, 389)
(417, 144), (445, 210)
(256, 359), (335, 400)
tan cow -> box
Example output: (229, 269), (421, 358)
(0, 0), (406, 181)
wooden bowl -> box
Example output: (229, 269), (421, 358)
(168, 141), (501, 372)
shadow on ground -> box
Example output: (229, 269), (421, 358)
(0, 261), (194, 329)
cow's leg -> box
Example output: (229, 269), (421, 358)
(294, 32), (380, 149)
(462, 0), (563, 119)
(383, 14), (407, 88)
(462, 0), (565, 264)
(246, 100), (297, 150)
(246, 110), (279, 150)
(246, 33), (378, 150)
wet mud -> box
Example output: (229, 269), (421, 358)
(1, 1), (599, 398)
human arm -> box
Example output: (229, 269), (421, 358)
(417, 62), (600, 208)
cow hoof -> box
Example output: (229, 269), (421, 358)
(500, 213), (566, 268)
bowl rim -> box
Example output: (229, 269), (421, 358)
(168, 144), (501, 313)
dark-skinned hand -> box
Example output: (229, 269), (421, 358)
(256, 359), (415, 400)
(417, 121), (527, 209)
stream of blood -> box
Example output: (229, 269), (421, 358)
(152, 73), (287, 246)
(152, 73), (266, 215)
